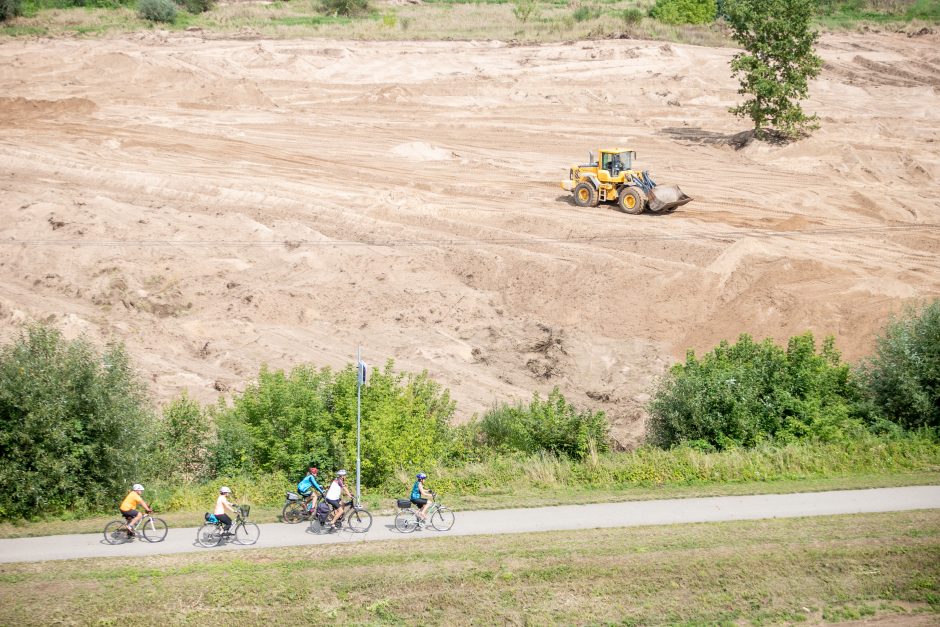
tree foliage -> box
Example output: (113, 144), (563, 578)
(155, 392), (211, 482)
(477, 387), (609, 459)
(647, 333), (866, 450)
(137, 0), (176, 22)
(0, 326), (153, 520)
(649, 0), (716, 24)
(861, 299), (940, 430)
(209, 361), (456, 487)
(724, 0), (822, 140)
(0, 0), (21, 22)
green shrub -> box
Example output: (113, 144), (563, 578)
(622, 6), (644, 24)
(572, 3), (601, 21)
(512, 0), (540, 23)
(647, 332), (868, 450)
(153, 392), (211, 482)
(861, 299), (940, 430)
(320, 0), (369, 17)
(725, 0), (822, 140)
(0, 326), (154, 520)
(649, 0), (716, 24)
(138, 0), (176, 22)
(176, 0), (213, 13)
(208, 361), (456, 488)
(0, 0), (21, 21)
(476, 388), (609, 459)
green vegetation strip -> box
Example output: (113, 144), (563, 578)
(1, 511), (938, 624)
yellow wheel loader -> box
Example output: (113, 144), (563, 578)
(560, 148), (692, 214)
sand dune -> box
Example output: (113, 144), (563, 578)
(1, 32), (938, 445)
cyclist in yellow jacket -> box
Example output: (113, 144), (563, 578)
(119, 484), (152, 535)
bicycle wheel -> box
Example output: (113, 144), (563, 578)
(394, 510), (418, 533)
(345, 507), (373, 533)
(196, 524), (223, 548)
(235, 521), (260, 545)
(430, 507), (455, 531)
(103, 520), (131, 545)
(141, 517), (169, 543)
(282, 501), (306, 524)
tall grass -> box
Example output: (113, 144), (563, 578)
(417, 432), (940, 495)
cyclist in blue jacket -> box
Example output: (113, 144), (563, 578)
(411, 472), (433, 525)
(297, 466), (325, 514)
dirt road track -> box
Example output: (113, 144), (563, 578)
(1, 486), (937, 564)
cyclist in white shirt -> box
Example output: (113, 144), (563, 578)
(215, 486), (237, 533)
(325, 469), (353, 528)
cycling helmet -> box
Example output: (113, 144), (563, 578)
(132, 483), (144, 491)
(416, 473), (427, 480)
(219, 486), (232, 494)
(336, 469), (347, 476)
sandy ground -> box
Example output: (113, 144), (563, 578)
(1, 31), (938, 444)
(1, 485), (937, 563)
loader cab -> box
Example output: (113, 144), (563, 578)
(599, 149), (635, 178)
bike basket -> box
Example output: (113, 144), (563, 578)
(239, 505), (250, 517)
(286, 492), (300, 501)
(205, 513), (218, 524)
(396, 499), (412, 509)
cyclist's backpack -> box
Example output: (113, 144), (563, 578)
(315, 501), (331, 524)
(205, 513), (218, 524)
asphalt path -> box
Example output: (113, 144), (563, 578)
(2, 486), (938, 564)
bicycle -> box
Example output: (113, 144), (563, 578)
(103, 511), (168, 544)
(308, 499), (373, 534)
(394, 492), (454, 533)
(195, 505), (260, 547)
(282, 490), (322, 524)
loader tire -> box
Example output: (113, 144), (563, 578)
(617, 187), (645, 215)
(573, 182), (598, 208)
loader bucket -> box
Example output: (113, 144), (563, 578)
(647, 186), (692, 213)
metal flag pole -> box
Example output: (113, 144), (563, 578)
(355, 346), (362, 505)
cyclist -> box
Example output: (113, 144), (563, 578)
(119, 483), (152, 535)
(325, 469), (353, 528)
(411, 472), (433, 526)
(297, 466), (325, 515)
(214, 486), (237, 534)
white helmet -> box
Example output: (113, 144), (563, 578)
(336, 469), (347, 476)
(220, 486), (231, 494)
(132, 483), (144, 491)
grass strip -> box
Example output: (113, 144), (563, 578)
(0, 510), (937, 624)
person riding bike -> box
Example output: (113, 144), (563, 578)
(119, 483), (152, 535)
(297, 466), (325, 514)
(411, 472), (433, 525)
(214, 486), (237, 534)
(325, 469), (353, 528)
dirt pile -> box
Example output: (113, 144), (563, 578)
(0, 32), (938, 445)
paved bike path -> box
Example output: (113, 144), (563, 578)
(2, 486), (938, 564)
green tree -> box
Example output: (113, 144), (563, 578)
(0, 326), (153, 520)
(647, 333), (866, 450)
(157, 392), (210, 481)
(208, 360), (456, 487)
(724, 0), (822, 140)
(861, 299), (940, 430)
(0, 0), (21, 22)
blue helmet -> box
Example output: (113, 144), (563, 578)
(416, 472), (427, 480)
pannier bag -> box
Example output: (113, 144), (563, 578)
(285, 492), (300, 501)
(316, 501), (332, 524)
(205, 513), (219, 524)
(396, 499), (413, 509)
